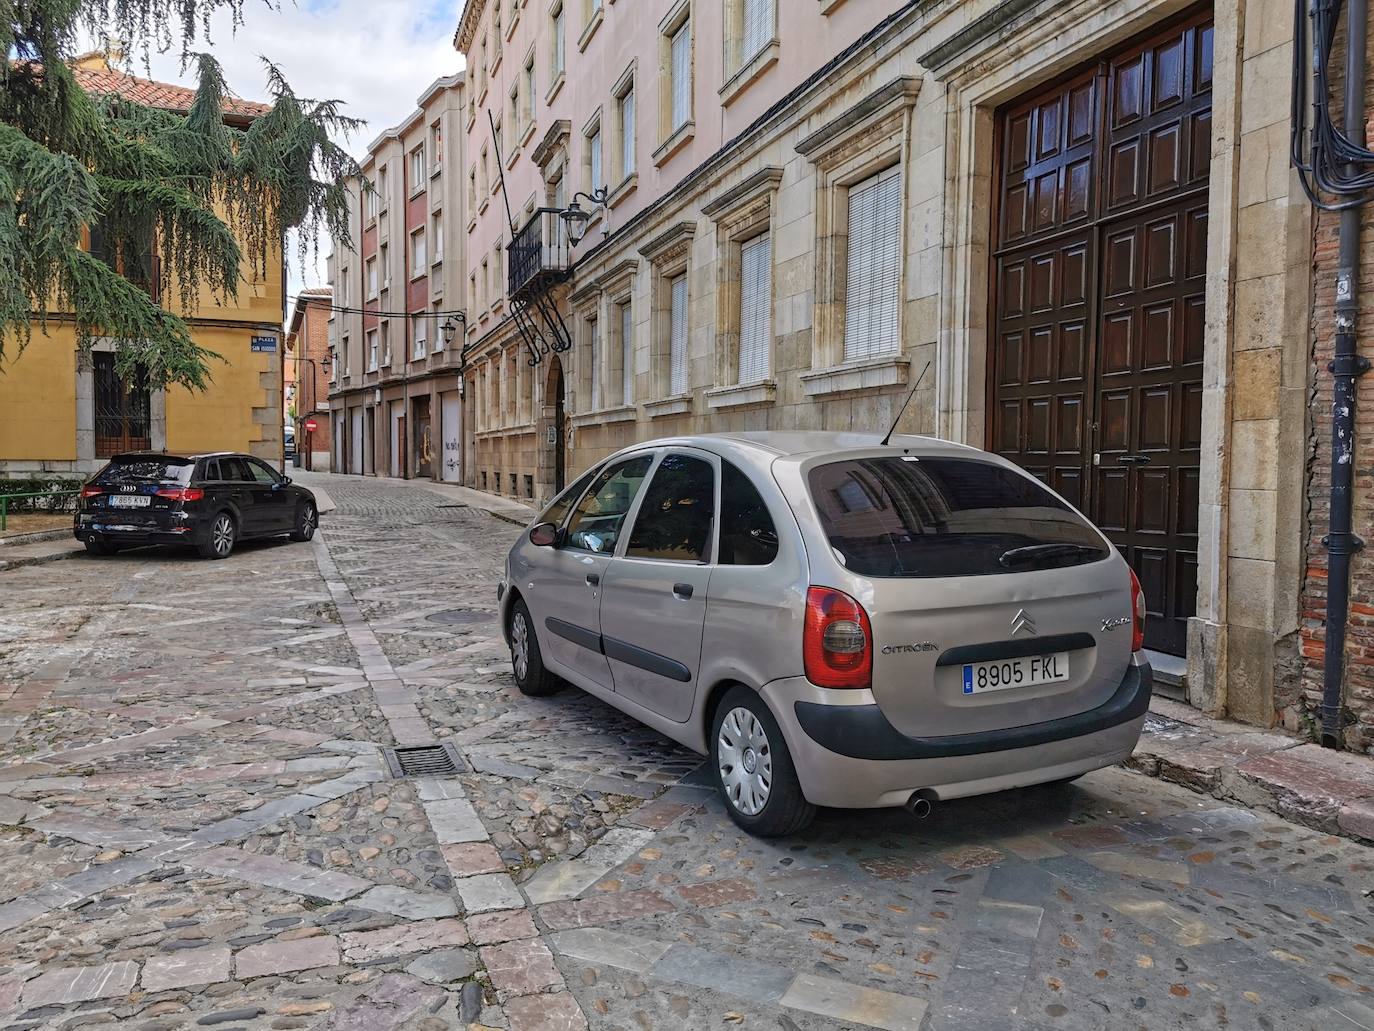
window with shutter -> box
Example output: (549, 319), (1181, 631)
(553, 6), (565, 74)
(620, 302), (633, 403)
(843, 166), (902, 362)
(589, 318), (601, 410)
(589, 128), (602, 191)
(671, 21), (691, 131)
(738, 234), (771, 383)
(669, 275), (688, 395)
(619, 89), (635, 179)
(742, 0), (773, 63)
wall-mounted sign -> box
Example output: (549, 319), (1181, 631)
(250, 335), (277, 353)
(304, 418), (318, 433)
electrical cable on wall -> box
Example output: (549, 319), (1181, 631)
(1292, 0), (1374, 207)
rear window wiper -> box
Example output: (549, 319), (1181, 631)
(998, 543), (1101, 569)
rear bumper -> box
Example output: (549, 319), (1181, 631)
(760, 659), (1151, 809)
(74, 521), (197, 547)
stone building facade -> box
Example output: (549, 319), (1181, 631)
(284, 289), (334, 471)
(327, 73), (468, 483)
(444, 0), (1374, 748)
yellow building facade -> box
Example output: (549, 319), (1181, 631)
(0, 55), (285, 476)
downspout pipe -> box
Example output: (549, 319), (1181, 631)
(1321, 0), (1372, 748)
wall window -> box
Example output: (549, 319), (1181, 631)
(410, 230), (426, 278)
(430, 121), (443, 170)
(365, 181), (378, 221)
(468, 166), (477, 212)
(616, 80), (635, 182)
(587, 315), (601, 409)
(340, 268), (349, 305)
(670, 17), (691, 133)
(738, 234), (771, 383)
(494, 242), (504, 304)
(342, 335), (351, 377)
(493, 6), (502, 61)
(493, 119), (504, 167)
(432, 301), (445, 353)
(741, 0), (774, 64)
(508, 82), (520, 141)
(669, 274), (688, 395)
(585, 120), (602, 193)
(843, 165), (902, 361)
(329, 346), (338, 382)
(469, 273), (477, 317)
(523, 53), (536, 127)
(409, 145), (425, 190)
(380, 321), (391, 364)
(480, 257), (489, 309)
(366, 257), (378, 298)
(379, 242), (389, 290)
(432, 212), (444, 264)
(377, 165), (389, 210)
(367, 328), (379, 371)
(480, 146), (490, 196)
(619, 300), (633, 404)
(412, 312), (427, 359)
(551, 3), (566, 78)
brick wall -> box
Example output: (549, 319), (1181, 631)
(1298, 25), (1374, 753)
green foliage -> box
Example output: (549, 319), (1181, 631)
(0, 1), (363, 389)
(0, 476), (84, 511)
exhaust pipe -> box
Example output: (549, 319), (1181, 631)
(904, 789), (936, 819)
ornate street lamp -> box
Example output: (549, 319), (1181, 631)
(559, 187), (610, 246)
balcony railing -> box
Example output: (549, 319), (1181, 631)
(508, 209), (571, 299)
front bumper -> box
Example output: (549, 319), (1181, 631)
(760, 659), (1152, 809)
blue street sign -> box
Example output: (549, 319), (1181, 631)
(251, 336), (277, 352)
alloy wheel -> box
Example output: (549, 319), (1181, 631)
(301, 504), (317, 538)
(511, 611), (530, 682)
(717, 706), (773, 816)
(212, 515), (233, 556)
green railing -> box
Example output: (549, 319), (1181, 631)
(0, 489), (81, 532)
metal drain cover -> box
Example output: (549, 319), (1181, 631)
(384, 742), (466, 778)
(427, 608), (493, 625)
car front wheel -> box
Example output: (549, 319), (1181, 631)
(710, 685), (815, 837)
(198, 512), (236, 560)
(510, 599), (560, 696)
(290, 502), (317, 542)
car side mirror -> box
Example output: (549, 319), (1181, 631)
(283, 477), (292, 485)
(529, 521), (560, 547)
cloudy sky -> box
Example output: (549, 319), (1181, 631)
(133, 0), (465, 308)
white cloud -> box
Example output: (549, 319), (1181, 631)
(111, 0), (464, 311)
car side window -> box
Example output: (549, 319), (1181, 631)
(540, 465), (601, 529)
(246, 460), (279, 485)
(718, 460), (779, 566)
(225, 458), (255, 482)
(625, 454), (715, 563)
(202, 459), (221, 481)
(563, 455), (653, 554)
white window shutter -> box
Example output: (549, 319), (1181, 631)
(620, 91), (635, 177)
(742, 0), (773, 61)
(843, 166), (902, 362)
(738, 234), (771, 384)
(670, 275), (688, 395)
(671, 24), (691, 131)
(620, 303), (633, 404)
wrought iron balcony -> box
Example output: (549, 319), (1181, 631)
(508, 209), (572, 300)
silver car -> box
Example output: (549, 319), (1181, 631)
(498, 432), (1151, 837)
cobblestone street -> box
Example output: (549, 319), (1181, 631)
(1, 472), (1372, 1031)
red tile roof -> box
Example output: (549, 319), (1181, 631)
(70, 62), (272, 121)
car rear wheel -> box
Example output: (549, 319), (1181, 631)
(83, 538), (120, 557)
(198, 512), (236, 560)
(290, 502), (317, 542)
(710, 686), (815, 837)
(510, 599), (560, 696)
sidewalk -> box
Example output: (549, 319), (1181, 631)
(1132, 696), (1374, 844)
(0, 535), (84, 571)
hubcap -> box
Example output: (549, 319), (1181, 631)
(213, 517), (232, 555)
(717, 707), (772, 816)
(512, 612), (529, 681)
(302, 505), (316, 535)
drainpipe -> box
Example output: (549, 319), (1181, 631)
(1321, 0), (1371, 748)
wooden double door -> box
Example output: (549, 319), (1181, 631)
(991, 12), (1213, 655)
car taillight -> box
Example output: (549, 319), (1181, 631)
(155, 487), (204, 502)
(804, 586), (872, 689)
(80, 485), (103, 498)
(1130, 569), (1146, 653)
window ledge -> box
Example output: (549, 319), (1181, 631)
(705, 380), (776, 410)
(719, 40), (779, 107)
(479, 197), (491, 215)
(520, 122), (538, 149)
(431, 256), (444, 269)
(430, 165), (443, 180)
(819, 0), (848, 11)
(607, 172), (638, 208)
(577, 7), (603, 51)
(409, 186), (425, 200)
(506, 10), (520, 40)
(572, 403), (636, 427)
(468, 217), (478, 233)
(491, 50), (503, 75)
(506, 147), (520, 171)
(800, 355), (910, 399)
(644, 394), (692, 418)
(653, 121), (695, 167)
(545, 71), (566, 105)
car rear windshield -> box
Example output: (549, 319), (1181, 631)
(95, 459), (194, 485)
(807, 456), (1109, 577)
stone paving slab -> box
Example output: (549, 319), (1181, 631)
(140, 946), (232, 991)
(234, 935), (341, 978)
(21, 960), (139, 1006)
(781, 972), (928, 1031)
(183, 846), (372, 901)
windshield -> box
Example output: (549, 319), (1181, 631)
(95, 458), (194, 485)
(808, 456), (1109, 577)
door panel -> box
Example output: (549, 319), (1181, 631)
(992, 11), (1211, 656)
(599, 451), (717, 722)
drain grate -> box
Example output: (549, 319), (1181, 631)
(427, 608), (493, 625)
(384, 742), (466, 778)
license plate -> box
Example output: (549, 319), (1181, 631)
(108, 495), (150, 508)
(962, 652), (1069, 694)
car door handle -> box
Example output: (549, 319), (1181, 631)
(672, 582), (694, 599)
(585, 573), (600, 586)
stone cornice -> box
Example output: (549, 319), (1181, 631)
(796, 77), (921, 159)
(638, 221), (697, 263)
(701, 167), (783, 220)
(454, 0), (488, 55)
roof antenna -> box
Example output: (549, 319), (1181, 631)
(879, 360), (932, 446)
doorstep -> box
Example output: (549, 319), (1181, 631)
(1131, 696), (1374, 845)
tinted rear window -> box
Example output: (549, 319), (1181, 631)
(808, 456), (1109, 577)
(96, 459), (193, 485)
